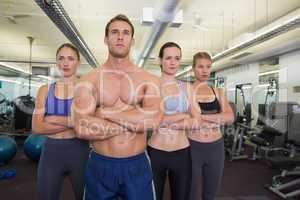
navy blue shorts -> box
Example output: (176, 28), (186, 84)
(84, 151), (155, 200)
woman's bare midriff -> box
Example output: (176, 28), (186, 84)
(189, 128), (223, 143)
(148, 129), (189, 152)
(92, 132), (147, 158)
(47, 129), (77, 139)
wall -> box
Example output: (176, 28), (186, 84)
(279, 50), (300, 104)
(215, 49), (300, 126)
(216, 63), (260, 125)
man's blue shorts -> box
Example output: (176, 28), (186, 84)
(84, 151), (155, 200)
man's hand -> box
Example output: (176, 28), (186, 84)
(76, 118), (123, 140)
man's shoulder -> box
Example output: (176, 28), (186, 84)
(138, 68), (159, 82)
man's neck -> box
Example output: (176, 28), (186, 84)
(103, 55), (135, 71)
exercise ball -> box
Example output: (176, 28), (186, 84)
(0, 136), (17, 165)
(24, 134), (46, 162)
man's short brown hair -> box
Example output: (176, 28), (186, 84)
(105, 14), (134, 37)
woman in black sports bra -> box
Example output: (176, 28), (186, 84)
(189, 52), (234, 200)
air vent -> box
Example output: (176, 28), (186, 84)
(293, 86), (300, 93)
(32, 66), (50, 76)
(141, 7), (183, 27)
(260, 57), (279, 65)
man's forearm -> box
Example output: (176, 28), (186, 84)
(110, 117), (162, 133)
(74, 115), (126, 140)
(103, 108), (162, 132)
(104, 108), (155, 124)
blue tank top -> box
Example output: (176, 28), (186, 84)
(45, 83), (73, 116)
(164, 81), (189, 115)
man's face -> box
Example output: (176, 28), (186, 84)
(105, 20), (134, 58)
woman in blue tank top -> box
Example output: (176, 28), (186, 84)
(189, 52), (234, 200)
(147, 42), (192, 200)
(32, 43), (90, 200)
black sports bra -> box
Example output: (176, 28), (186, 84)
(198, 87), (221, 114)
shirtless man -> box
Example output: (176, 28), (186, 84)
(73, 14), (162, 200)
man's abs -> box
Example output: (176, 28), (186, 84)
(92, 132), (147, 158)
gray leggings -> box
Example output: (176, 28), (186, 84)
(189, 138), (224, 200)
(37, 137), (90, 200)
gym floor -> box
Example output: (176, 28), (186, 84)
(0, 145), (283, 200)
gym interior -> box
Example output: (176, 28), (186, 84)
(0, 0), (300, 200)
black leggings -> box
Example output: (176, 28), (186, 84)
(189, 138), (224, 200)
(37, 137), (90, 200)
(147, 146), (191, 200)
